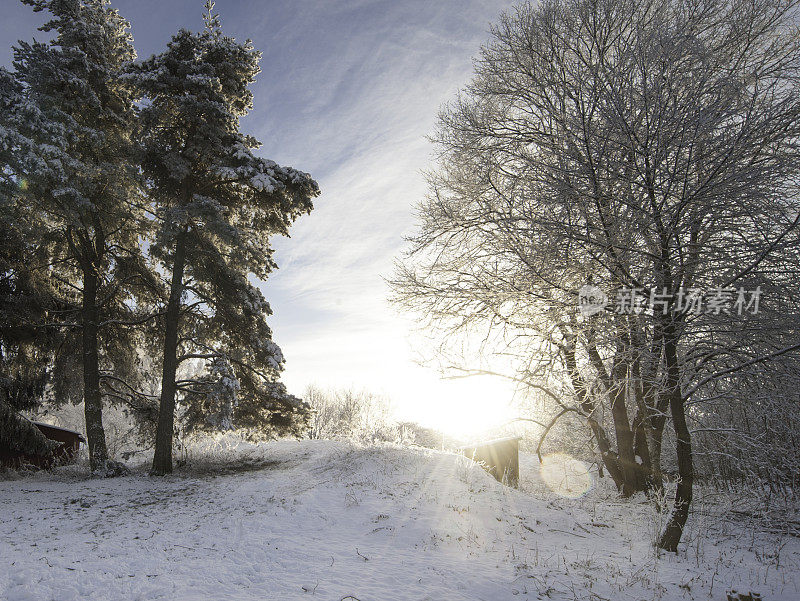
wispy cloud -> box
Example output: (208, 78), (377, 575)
(241, 1), (521, 428)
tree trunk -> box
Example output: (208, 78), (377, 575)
(630, 322), (663, 494)
(658, 329), (693, 552)
(586, 417), (625, 487)
(648, 398), (669, 495)
(586, 336), (644, 495)
(151, 228), (188, 476)
(609, 381), (638, 496)
(632, 409), (655, 492)
(82, 263), (109, 473)
(562, 339), (627, 489)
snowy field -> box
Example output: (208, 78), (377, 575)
(1, 439), (798, 601)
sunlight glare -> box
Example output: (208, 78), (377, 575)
(540, 453), (593, 498)
(395, 373), (518, 440)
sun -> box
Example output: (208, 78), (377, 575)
(393, 372), (519, 440)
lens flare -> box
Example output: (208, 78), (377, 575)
(540, 453), (593, 498)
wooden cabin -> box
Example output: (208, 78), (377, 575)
(33, 422), (85, 463)
(1, 421), (85, 469)
(458, 436), (521, 487)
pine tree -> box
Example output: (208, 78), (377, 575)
(0, 71), (60, 459)
(5, 0), (151, 473)
(133, 3), (319, 475)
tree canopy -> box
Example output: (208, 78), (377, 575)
(393, 0), (800, 550)
(0, 0), (317, 473)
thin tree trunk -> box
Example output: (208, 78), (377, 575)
(151, 228), (188, 476)
(562, 337), (627, 489)
(609, 379), (638, 496)
(658, 329), (693, 552)
(82, 263), (109, 473)
(587, 336), (642, 495)
(586, 417), (626, 487)
(631, 321), (662, 493)
(649, 397), (669, 494)
(632, 408), (654, 491)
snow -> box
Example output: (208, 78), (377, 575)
(29, 422), (83, 436)
(249, 172), (276, 193)
(1, 439), (798, 600)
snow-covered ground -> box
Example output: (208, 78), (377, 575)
(1, 439), (798, 600)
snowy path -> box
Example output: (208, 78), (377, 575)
(1, 440), (798, 600)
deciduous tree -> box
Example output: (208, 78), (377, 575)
(393, 0), (800, 550)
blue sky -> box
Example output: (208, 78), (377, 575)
(1, 0), (519, 435)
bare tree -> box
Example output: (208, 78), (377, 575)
(305, 385), (407, 444)
(393, 0), (800, 551)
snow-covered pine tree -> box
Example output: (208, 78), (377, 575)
(5, 0), (152, 473)
(134, 3), (319, 475)
(0, 69), (62, 459)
